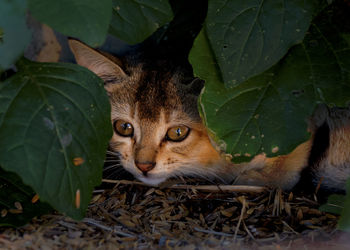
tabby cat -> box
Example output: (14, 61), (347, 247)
(68, 37), (350, 193)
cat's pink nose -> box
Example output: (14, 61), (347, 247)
(135, 161), (156, 175)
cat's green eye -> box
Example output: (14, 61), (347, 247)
(114, 120), (134, 137)
(166, 125), (190, 142)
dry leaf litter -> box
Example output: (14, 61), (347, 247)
(1, 178), (349, 249)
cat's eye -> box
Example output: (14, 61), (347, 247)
(114, 120), (134, 137)
(166, 125), (190, 142)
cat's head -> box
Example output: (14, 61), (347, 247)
(69, 39), (225, 185)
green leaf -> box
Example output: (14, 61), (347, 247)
(0, 60), (112, 219)
(338, 179), (350, 231)
(205, 0), (316, 87)
(319, 179), (350, 232)
(109, 0), (173, 44)
(0, 0), (31, 70)
(319, 194), (345, 215)
(0, 167), (52, 227)
(190, 4), (350, 161)
(28, 0), (112, 47)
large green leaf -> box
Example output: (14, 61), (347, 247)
(109, 0), (173, 44)
(190, 4), (350, 162)
(319, 179), (350, 232)
(338, 180), (350, 231)
(0, 0), (31, 70)
(28, 0), (112, 47)
(205, 0), (316, 87)
(0, 167), (52, 227)
(319, 194), (345, 215)
(0, 60), (112, 219)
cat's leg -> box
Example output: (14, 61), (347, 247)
(229, 105), (350, 192)
(231, 140), (312, 190)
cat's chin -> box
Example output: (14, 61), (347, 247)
(137, 176), (167, 186)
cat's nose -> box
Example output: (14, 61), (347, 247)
(135, 161), (156, 175)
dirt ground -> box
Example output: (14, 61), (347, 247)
(1, 179), (350, 250)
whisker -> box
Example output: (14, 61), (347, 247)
(105, 156), (118, 159)
(103, 166), (133, 180)
(105, 168), (125, 176)
(173, 163), (227, 184)
(105, 154), (119, 156)
(106, 150), (121, 157)
(104, 159), (121, 163)
(103, 164), (122, 172)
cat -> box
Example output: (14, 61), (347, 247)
(68, 38), (229, 186)
(68, 38), (350, 193)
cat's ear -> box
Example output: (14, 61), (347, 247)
(68, 39), (127, 90)
(187, 78), (204, 96)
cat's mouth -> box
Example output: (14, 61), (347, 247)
(137, 175), (167, 186)
(122, 162), (168, 186)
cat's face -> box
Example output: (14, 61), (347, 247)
(69, 40), (225, 185)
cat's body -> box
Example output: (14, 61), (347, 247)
(69, 38), (350, 193)
(233, 105), (350, 192)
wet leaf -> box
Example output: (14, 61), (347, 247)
(109, 0), (173, 44)
(28, 0), (112, 46)
(0, 0), (30, 70)
(190, 4), (350, 161)
(0, 167), (52, 227)
(204, 0), (316, 87)
(0, 59), (112, 219)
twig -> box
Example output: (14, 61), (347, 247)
(281, 220), (299, 235)
(93, 189), (105, 193)
(273, 188), (282, 216)
(82, 218), (113, 232)
(169, 184), (266, 193)
(194, 227), (233, 237)
(57, 221), (79, 230)
(234, 196), (246, 241)
(102, 179), (266, 193)
(98, 206), (120, 223)
(315, 176), (324, 194)
(102, 179), (150, 186)
(243, 221), (256, 241)
(82, 218), (135, 238)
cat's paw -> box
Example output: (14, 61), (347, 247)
(249, 154), (267, 169)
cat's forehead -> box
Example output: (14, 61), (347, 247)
(134, 69), (182, 119)
(109, 64), (199, 123)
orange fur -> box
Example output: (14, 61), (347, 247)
(231, 141), (312, 189)
(328, 126), (350, 166)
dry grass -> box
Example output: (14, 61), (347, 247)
(1, 179), (349, 249)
